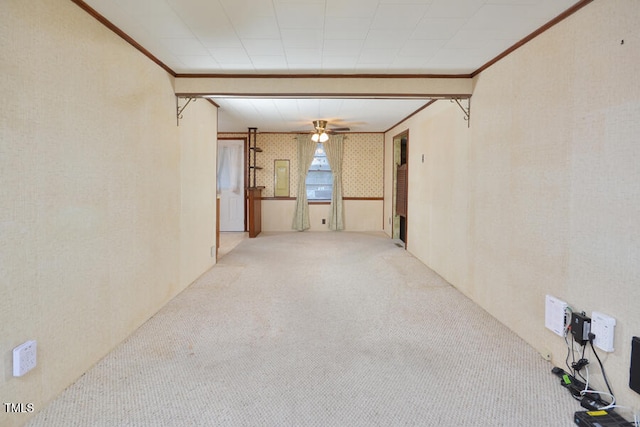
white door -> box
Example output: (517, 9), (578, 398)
(217, 139), (245, 231)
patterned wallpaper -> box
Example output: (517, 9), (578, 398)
(342, 133), (384, 198)
(219, 132), (384, 198)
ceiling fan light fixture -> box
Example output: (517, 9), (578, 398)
(313, 120), (327, 131)
(311, 119), (329, 143)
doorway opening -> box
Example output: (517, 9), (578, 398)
(392, 131), (408, 247)
(217, 138), (246, 232)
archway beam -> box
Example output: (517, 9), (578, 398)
(174, 75), (472, 99)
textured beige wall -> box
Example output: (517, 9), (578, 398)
(471, 1), (640, 408)
(179, 101), (218, 286)
(384, 100), (470, 283)
(385, 0), (640, 408)
(0, 1), (217, 426)
(263, 200), (383, 231)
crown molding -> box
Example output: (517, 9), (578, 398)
(471, 0), (594, 77)
(69, 0), (176, 77)
(72, 0), (594, 83)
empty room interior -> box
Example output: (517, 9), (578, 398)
(2, 0), (640, 425)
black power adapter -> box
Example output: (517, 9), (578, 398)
(571, 312), (591, 345)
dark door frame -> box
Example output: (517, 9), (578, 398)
(392, 130), (409, 248)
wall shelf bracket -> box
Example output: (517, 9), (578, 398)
(176, 96), (196, 126)
(452, 97), (471, 127)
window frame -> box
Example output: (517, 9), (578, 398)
(305, 142), (332, 201)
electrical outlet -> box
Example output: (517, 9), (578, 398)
(13, 340), (37, 377)
(322, 219), (326, 225)
(591, 311), (615, 352)
(545, 295), (568, 337)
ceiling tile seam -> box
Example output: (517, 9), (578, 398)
(354, 1), (381, 68)
(216, 0), (254, 72)
(271, 0), (285, 73)
(162, 1), (199, 50)
(320, 0), (327, 70)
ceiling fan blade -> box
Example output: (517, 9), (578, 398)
(328, 127), (350, 132)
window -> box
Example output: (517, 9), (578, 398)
(306, 143), (332, 200)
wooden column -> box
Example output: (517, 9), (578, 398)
(247, 187), (263, 238)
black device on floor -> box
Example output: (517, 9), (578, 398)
(574, 410), (634, 427)
(553, 367), (587, 396)
(630, 336), (640, 394)
(552, 367), (611, 411)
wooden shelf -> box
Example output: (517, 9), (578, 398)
(247, 128), (261, 238)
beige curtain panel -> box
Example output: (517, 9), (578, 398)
(323, 135), (345, 231)
(291, 135), (317, 231)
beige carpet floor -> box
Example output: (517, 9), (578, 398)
(28, 231), (580, 426)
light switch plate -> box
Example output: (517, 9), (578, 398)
(591, 311), (615, 352)
(13, 340), (37, 377)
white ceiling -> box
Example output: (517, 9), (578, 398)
(81, 0), (583, 132)
(210, 97), (431, 132)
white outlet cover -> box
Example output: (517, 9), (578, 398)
(591, 311), (616, 352)
(545, 295), (568, 337)
(13, 340), (37, 377)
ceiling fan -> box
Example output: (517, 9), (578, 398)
(309, 120), (350, 142)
